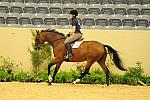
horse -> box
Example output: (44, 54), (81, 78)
(34, 29), (127, 86)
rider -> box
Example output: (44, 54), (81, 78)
(65, 10), (83, 59)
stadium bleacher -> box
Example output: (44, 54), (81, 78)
(0, 0), (149, 29)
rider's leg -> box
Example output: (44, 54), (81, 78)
(64, 33), (83, 58)
(65, 43), (73, 58)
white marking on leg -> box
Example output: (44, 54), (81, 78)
(48, 75), (53, 83)
(72, 79), (80, 84)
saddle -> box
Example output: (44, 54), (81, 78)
(66, 33), (84, 48)
(71, 37), (84, 48)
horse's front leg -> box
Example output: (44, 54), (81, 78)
(48, 63), (62, 85)
(51, 63), (62, 83)
(48, 63), (54, 84)
(48, 58), (63, 85)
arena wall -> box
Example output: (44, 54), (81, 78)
(0, 27), (150, 74)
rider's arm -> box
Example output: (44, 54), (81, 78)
(69, 19), (77, 35)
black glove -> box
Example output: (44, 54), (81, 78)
(67, 33), (70, 37)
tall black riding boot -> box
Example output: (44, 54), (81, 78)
(65, 43), (73, 59)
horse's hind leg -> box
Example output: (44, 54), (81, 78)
(97, 54), (110, 86)
(72, 60), (95, 84)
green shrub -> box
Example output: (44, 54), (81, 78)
(28, 69), (53, 82)
(110, 72), (126, 84)
(0, 70), (13, 82)
(36, 70), (48, 82)
(55, 70), (75, 83)
(30, 50), (42, 69)
(140, 76), (150, 86)
(15, 71), (31, 82)
(81, 69), (106, 84)
(145, 76), (150, 85)
(123, 66), (144, 85)
(69, 70), (80, 81)
(0, 56), (18, 72)
(3, 64), (150, 86)
(29, 30), (52, 73)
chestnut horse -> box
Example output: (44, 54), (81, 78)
(34, 29), (126, 86)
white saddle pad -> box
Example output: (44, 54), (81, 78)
(72, 41), (83, 48)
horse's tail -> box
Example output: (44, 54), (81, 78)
(104, 45), (127, 71)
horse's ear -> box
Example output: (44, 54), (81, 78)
(36, 30), (39, 35)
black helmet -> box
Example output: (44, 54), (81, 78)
(69, 10), (78, 16)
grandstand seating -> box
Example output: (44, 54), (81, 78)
(12, 0), (24, 3)
(96, 18), (108, 26)
(114, 8), (127, 15)
(6, 17), (18, 24)
(62, 7), (74, 14)
(76, 7), (88, 14)
(10, 6), (23, 14)
(140, 0), (150, 5)
(82, 18), (95, 26)
(87, 0), (99, 4)
(102, 0), (113, 4)
(127, 8), (140, 15)
(23, 6), (36, 13)
(24, 0), (36, 3)
(122, 19), (135, 27)
(112, 0), (127, 4)
(88, 8), (101, 15)
(75, 0), (87, 4)
(127, 0), (140, 4)
(0, 17), (5, 24)
(62, 0), (75, 4)
(37, 0), (49, 4)
(44, 18), (56, 25)
(36, 7), (49, 14)
(50, 0), (61, 4)
(19, 17), (31, 25)
(141, 9), (150, 15)
(0, 6), (9, 13)
(31, 18), (43, 25)
(101, 8), (114, 15)
(0, 0), (149, 29)
(0, 0), (11, 3)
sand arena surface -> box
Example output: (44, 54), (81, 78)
(0, 82), (150, 100)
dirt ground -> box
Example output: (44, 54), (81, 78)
(0, 82), (150, 100)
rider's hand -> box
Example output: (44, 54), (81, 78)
(67, 32), (70, 37)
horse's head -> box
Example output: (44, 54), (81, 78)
(34, 30), (45, 50)
(34, 29), (66, 50)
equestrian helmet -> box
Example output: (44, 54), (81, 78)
(69, 10), (78, 16)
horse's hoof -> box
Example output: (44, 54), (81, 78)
(48, 75), (53, 83)
(48, 83), (52, 85)
(72, 82), (76, 84)
(72, 79), (80, 84)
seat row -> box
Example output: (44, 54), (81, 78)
(0, 17), (149, 27)
(0, 0), (150, 5)
(0, 6), (150, 15)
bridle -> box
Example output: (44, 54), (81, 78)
(37, 37), (66, 49)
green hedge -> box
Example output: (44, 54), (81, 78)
(0, 67), (150, 86)
(0, 70), (13, 82)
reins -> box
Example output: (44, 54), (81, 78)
(49, 37), (66, 44)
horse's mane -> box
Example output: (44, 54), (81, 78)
(41, 29), (65, 37)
